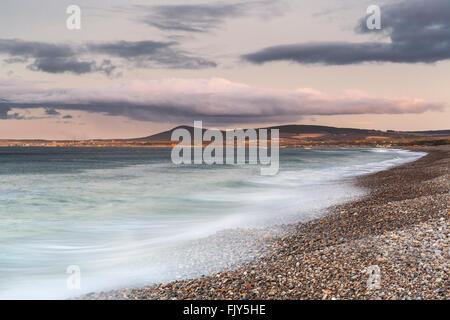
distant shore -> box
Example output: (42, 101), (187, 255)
(1, 139), (449, 149)
(1, 123), (449, 149)
(80, 146), (449, 300)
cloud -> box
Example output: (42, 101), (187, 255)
(0, 105), (9, 119)
(27, 57), (94, 75)
(143, 3), (243, 33)
(242, 0), (450, 65)
(0, 39), (115, 75)
(0, 39), (216, 75)
(3, 57), (28, 64)
(140, 1), (284, 33)
(87, 41), (217, 69)
(0, 106), (58, 120)
(0, 39), (75, 59)
(44, 107), (60, 116)
(27, 57), (117, 76)
(0, 78), (443, 125)
(1, 112), (24, 120)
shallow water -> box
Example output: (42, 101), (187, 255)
(0, 147), (425, 299)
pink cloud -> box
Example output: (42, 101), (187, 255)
(0, 78), (444, 124)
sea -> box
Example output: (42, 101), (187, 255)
(0, 147), (426, 299)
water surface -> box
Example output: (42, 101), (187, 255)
(0, 147), (425, 299)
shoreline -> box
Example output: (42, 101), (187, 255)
(80, 146), (449, 300)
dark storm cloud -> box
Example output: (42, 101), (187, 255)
(242, 42), (396, 65)
(141, 1), (283, 33)
(242, 0), (450, 65)
(0, 39), (216, 74)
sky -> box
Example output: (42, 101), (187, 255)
(0, 0), (449, 139)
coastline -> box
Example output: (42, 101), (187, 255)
(80, 146), (449, 300)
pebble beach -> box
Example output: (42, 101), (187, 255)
(81, 146), (449, 300)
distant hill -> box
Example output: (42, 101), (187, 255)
(133, 124), (449, 142)
(263, 124), (375, 134)
(1, 124), (448, 147)
(406, 130), (450, 136)
(132, 126), (219, 141)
